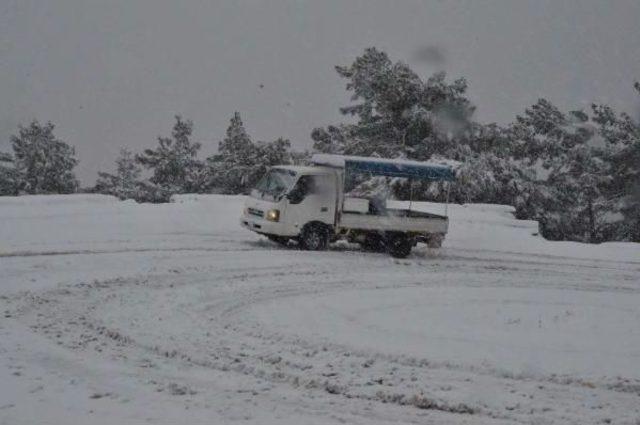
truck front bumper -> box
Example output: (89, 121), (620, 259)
(240, 216), (292, 237)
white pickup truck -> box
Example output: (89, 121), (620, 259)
(240, 154), (456, 258)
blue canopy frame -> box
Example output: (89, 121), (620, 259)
(342, 157), (455, 216)
(344, 159), (456, 181)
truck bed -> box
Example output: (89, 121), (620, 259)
(339, 208), (448, 233)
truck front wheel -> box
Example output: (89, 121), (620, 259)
(300, 223), (329, 251)
(385, 233), (412, 258)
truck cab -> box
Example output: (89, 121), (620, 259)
(240, 166), (339, 249)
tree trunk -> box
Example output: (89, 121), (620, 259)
(587, 197), (596, 243)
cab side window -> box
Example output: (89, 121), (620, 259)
(288, 175), (317, 204)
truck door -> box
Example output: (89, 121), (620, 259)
(284, 173), (336, 234)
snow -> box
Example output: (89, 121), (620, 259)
(250, 286), (640, 378)
(1, 194), (639, 424)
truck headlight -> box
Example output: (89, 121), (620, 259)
(265, 209), (280, 222)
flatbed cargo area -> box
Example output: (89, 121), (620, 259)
(340, 210), (448, 233)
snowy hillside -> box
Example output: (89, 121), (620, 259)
(1, 194), (639, 424)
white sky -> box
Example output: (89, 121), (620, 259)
(1, 0), (639, 184)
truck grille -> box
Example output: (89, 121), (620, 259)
(247, 208), (264, 218)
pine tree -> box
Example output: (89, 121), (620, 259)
(95, 148), (143, 200)
(208, 112), (295, 194)
(311, 125), (348, 154)
(425, 122), (531, 205)
(10, 120), (78, 194)
(510, 99), (582, 167)
(0, 151), (19, 196)
(312, 47), (475, 161)
(208, 112), (258, 194)
(218, 112), (254, 163)
(252, 137), (293, 182)
(257, 137), (292, 168)
(135, 116), (205, 195)
(591, 85), (640, 241)
(509, 100), (621, 242)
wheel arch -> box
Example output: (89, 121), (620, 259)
(301, 220), (333, 236)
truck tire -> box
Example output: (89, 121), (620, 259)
(385, 233), (412, 258)
(300, 223), (329, 251)
(266, 235), (289, 246)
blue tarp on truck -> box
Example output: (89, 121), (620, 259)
(344, 158), (456, 181)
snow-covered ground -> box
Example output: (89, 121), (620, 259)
(1, 194), (639, 424)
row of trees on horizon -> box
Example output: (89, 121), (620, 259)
(0, 112), (297, 202)
(1, 47), (638, 243)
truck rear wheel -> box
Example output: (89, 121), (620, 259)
(300, 223), (329, 251)
(385, 233), (412, 258)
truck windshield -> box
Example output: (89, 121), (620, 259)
(253, 168), (297, 198)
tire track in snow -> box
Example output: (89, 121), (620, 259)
(6, 251), (640, 425)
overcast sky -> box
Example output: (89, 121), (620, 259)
(1, 0), (639, 184)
